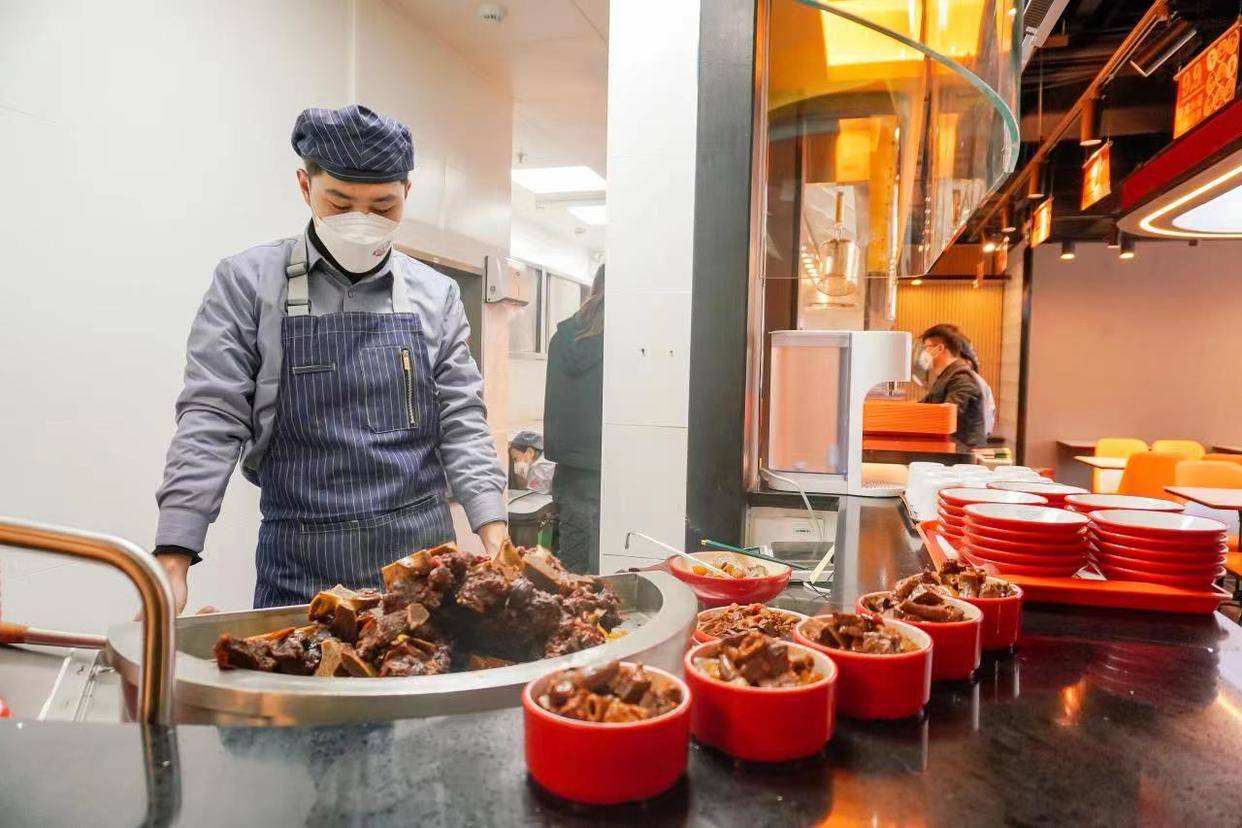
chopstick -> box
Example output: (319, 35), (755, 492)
(625, 532), (731, 577)
(698, 539), (779, 564)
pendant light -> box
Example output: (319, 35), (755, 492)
(1060, 239), (1076, 260)
(1000, 201), (1017, 234)
(1079, 95), (1103, 147)
(1119, 233), (1136, 259)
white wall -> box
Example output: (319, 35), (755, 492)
(599, 0), (701, 571)
(0, 0), (513, 630)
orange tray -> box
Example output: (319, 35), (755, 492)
(916, 520), (1229, 615)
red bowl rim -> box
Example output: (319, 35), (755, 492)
(695, 605), (810, 633)
(939, 488), (1048, 507)
(1090, 550), (1225, 575)
(522, 662), (692, 731)
(1097, 562), (1225, 587)
(965, 503), (1090, 528)
(1090, 526), (1224, 550)
(667, 551), (792, 582)
(1063, 494), (1183, 512)
(684, 638), (838, 694)
(1087, 510), (1228, 537)
(962, 518), (1088, 540)
(960, 549), (1085, 576)
(794, 616), (933, 660)
(962, 530), (1089, 554)
(949, 582), (1024, 604)
(1091, 537), (1227, 560)
(986, 481), (1089, 496)
(856, 590), (982, 629)
(961, 540), (1086, 566)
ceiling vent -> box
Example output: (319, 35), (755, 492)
(476, 3), (506, 24)
(1021, 0), (1071, 66)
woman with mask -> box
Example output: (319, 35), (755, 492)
(152, 105), (507, 611)
(917, 324), (989, 451)
(543, 266), (605, 574)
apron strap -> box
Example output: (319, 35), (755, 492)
(285, 236), (311, 317)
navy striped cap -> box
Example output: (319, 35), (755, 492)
(291, 104), (414, 183)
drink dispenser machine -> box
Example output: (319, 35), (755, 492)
(766, 330), (912, 496)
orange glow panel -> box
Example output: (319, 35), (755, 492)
(1174, 20), (1240, 139)
(1081, 143), (1112, 209)
(1030, 198), (1052, 247)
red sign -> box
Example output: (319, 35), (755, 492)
(1030, 198), (1052, 247)
(1081, 142), (1112, 209)
(1174, 20), (1240, 139)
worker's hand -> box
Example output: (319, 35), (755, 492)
(478, 521), (508, 558)
(154, 553), (190, 616)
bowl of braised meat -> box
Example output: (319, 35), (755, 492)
(794, 613), (932, 720)
(666, 552), (791, 608)
(915, 561), (1023, 652)
(212, 542), (625, 679)
(693, 603), (809, 644)
(685, 632), (836, 762)
(856, 584), (982, 682)
(522, 660), (691, 804)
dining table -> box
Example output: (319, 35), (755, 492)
(1074, 455), (1128, 471)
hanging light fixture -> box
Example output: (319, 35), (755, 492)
(1000, 201), (1017, 234)
(803, 191), (861, 308)
(1027, 158), (1046, 199)
(1119, 233), (1136, 259)
(1060, 239), (1077, 260)
(1130, 17), (1200, 77)
(1079, 96), (1103, 148)
(982, 234), (999, 253)
(1106, 226), (1120, 248)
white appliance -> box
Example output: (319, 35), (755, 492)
(765, 329), (911, 497)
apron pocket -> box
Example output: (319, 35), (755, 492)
(359, 345), (419, 434)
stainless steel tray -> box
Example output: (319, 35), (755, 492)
(105, 571), (696, 725)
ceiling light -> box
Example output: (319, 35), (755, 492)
(1079, 96), (1103, 147)
(511, 166), (606, 194)
(1136, 161), (1242, 238)
(1060, 239), (1076, 260)
(1000, 201), (1017, 234)
(1172, 184), (1242, 233)
(1027, 159), (1046, 200)
(1119, 233), (1136, 259)
(910, 278), (923, 286)
(982, 235), (998, 253)
(1130, 17), (1200, 77)
(1106, 226), (1120, 248)
(568, 204), (607, 226)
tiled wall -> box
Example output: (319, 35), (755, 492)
(599, 0), (702, 570)
(0, 0), (514, 630)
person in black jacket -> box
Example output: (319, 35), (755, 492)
(543, 265), (604, 573)
(918, 323), (987, 451)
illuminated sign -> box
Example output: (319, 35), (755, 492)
(1174, 20), (1240, 139)
(1081, 142), (1112, 209)
(1030, 198), (1052, 247)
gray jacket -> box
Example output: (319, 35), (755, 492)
(155, 234), (506, 554)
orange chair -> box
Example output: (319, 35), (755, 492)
(1173, 460), (1242, 489)
(1093, 438), (1148, 494)
(1151, 439), (1206, 461)
(1116, 452), (1184, 499)
(1203, 453), (1242, 466)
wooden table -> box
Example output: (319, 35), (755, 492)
(1074, 455), (1128, 470)
(1057, 439), (1097, 452)
(1212, 445), (1242, 455)
(1165, 486), (1242, 511)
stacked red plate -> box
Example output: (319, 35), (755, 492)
(1063, 494), (1183, 515)
(959, 503), (1091, 577)
(986, 480), (1089, 508)
(1086, 510), (1227, 591)
(937, 488), (1047, 543)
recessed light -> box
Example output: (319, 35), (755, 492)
(511, 166), (606, 194)
(568, 204), (607, 226)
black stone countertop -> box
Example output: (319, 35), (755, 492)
(3, 497), (1242, 827)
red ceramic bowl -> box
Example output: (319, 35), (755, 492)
(856, 592), (982, 682)
(964, 518), (1088, 545)
(961, 549), (1085, 578)
(955, 584), (1024, 652)
(939, 501), (968, 519)
(1091, 536), (1227, 563)
(1097, 562), (1224, 590)
(1065, 494), (1183, 513)
(1090, 525), (1224, 552)
(939, 521), (965, 539)
(684, 639), (837, 762)
(794, 617), (932, 720)
(939, 511), (966, 530)
(666, 552), (792, 608)
(987, 481), (1089, 500)
(1087, 510), (1227, 541)
(964, 503), (1090, 534)
(522, 663), (692, 805)
(939, 488), (1048, 508)
(693, 606), (809, 644)
(1090, 550), (1225, 578)
(962, 540), (1087, 569)
(962, 528), (1088, 557)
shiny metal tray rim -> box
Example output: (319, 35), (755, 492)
(105, 571), (695, 719)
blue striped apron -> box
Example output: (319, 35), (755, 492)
(252, 236), (455, 608)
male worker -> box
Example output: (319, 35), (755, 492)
(153, 105), (507, 610)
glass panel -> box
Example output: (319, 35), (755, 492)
(507, 266), (542, 354)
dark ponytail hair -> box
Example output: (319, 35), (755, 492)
(574, 264), (605, 340)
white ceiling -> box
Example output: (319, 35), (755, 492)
(387, 0), (608, 249)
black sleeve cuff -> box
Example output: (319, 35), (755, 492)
(153, 545), (202, 566)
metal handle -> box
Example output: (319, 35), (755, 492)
(0, 517), (175, 723)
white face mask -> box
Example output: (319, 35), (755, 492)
(313, 210), (399, 274)
(917, 349), (934, 371)
(514, 460), (531, 479)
